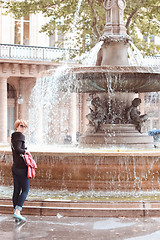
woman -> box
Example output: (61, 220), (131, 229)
(11, 119), (29, 222)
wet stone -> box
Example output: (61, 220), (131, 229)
(1, 214), (160, 240)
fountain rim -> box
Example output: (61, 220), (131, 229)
(41, 65), (160, 78)
(1, 149), (160, 157)
(67, 65), (160, 73)
(38, 64), (160, 93)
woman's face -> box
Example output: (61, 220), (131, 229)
(16, 124), (27, 134)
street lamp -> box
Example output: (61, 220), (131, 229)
(17, 94), (24, 104)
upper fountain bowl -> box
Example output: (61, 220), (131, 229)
(54, 65), (160, 93)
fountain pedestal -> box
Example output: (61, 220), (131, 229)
(96, 0), (130, 66)
(77, 0), (154, 149)
(79, 124), (153, 149)
(96, 39), (129, 66)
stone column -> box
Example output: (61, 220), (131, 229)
(81, 93), (89, 133)
(0, 77), (8, 145)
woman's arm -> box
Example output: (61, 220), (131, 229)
(12, 140), (26, 155)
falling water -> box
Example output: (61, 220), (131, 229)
(82, 40), (160, 67)
(81, 39), (160, 67)
(72, 0), (83, 32)
(128, 41), (144, 66)
(28, 65), (72, 145)
(128, 41), (160, 67)
(81, 41), (103, 66)
(66, 0), (83, 50)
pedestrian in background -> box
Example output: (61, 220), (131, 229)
(63, 129), (72, 144)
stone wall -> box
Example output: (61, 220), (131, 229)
(1, 150), (160, 192)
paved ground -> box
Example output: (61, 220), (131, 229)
(1, 214), (160, 240)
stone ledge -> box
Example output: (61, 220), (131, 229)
(1, 199), (160, 217)
(1, 149), (160, 157)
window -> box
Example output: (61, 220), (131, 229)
(153, 119), (160, 129)
(49, 34), (56, 47)
(49, 32), (64, 47)
(7, 106), (15, 136)
(7, 84), (16, 136)
(144, 92), (160, 104)
(49, 18), (64, 47)
(14, 16), (30, 45)
(7, 83), (16, 98)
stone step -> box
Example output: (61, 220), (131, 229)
(1, 199), (160, 218)
(80, 123), (153, 148)
(83, 135), (152, 144)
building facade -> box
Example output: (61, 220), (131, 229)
(0, 10), (88, 145)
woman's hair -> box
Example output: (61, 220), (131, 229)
(14, 119), (28, 130)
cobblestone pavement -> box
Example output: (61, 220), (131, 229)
(1, 214), (160, 240)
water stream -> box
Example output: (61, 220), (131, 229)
(1, 185), (160, 201)
(72, 0), (83, 32)
(28, 65), (71, 144)
(128, 41), (144, 66)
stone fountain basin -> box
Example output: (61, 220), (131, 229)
(1, 149), (160, 192)
(56, 66), (160, 93)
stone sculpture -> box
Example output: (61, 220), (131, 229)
(86, 94), (124, 133)
(126, 98), (148, 133)
(86, 95), (107, 133)
(86, 96), (148, 134)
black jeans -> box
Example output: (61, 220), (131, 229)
(12, 166), (29, 211)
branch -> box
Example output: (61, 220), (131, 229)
(126, 8), (138, 34)
(87, 0), (100, 39)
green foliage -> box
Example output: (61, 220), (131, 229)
(2, 0), (160, 56)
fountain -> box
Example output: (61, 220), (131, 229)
(1, 0), (160, 196)
(49, 0), (160, 149)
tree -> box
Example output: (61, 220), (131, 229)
(125, 0), (160, 56)
(1, 0), (160, 56)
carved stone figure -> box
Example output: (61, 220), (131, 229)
(126, 98), (148, 133)
(86, 96), (107, 132)
(86, 95), (124, 133)
(86, 96), (148, 135)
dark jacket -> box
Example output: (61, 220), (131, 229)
(11, 132), (27, 169)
